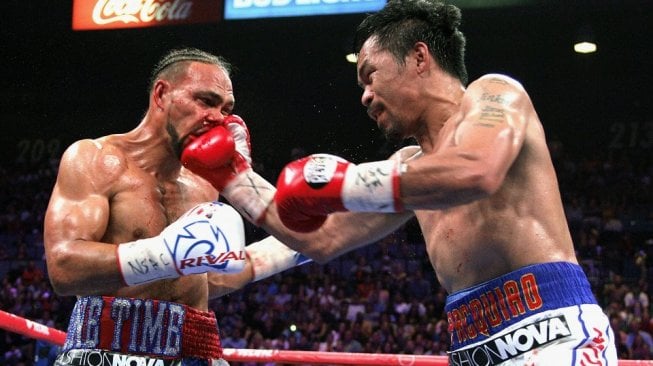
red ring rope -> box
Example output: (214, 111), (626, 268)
(1, 309), (651, 365)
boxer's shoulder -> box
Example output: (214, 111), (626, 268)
(59, 137), (132, 193)
(64, 136), (126, 165)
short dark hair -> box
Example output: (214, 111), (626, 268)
(148, 48), (232, 92)
(354, 0), (468, 85)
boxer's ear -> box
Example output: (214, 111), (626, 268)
(412, 42), (430, 73)
(152, 79), (171, 111)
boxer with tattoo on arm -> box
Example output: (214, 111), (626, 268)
(184, 1), (618, 364)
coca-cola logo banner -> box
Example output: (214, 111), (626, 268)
(72, 0), (222, 30)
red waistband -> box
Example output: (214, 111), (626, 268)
(63, 296), (222, 360)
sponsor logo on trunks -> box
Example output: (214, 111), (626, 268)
(55, 349), (179, 366)
(64, 297), (185, 358)
(449, 315), (571, 366)
(447, 273), (544, 345)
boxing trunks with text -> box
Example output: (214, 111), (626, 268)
(445, 261), (617, 365)
(55, 296), (228, 366)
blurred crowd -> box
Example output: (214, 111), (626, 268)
(0, 140), (652, 364)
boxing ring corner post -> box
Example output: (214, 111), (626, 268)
(1, 309), (651, 365)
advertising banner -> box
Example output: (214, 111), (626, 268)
(72, 0), (222, 30)
(224, 0), (386, 19)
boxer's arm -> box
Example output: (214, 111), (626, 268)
(259, 207), (414, 264)
(399, 74), (531, 209)
(208, 235), (314, 298)
(259, 148), (417, 263)
(44, 140), (126, 296)
(274, 146), (422, 232)
(208, 265), (254, 299)
(263, 147), (419, 262)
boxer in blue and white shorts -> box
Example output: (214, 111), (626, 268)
(446, 262), (617, 365)
(201, 1), (623, 365)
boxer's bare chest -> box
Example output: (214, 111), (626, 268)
(106, 167), (209, 306)
(106, 176), (189, 242)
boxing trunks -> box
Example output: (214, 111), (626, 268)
(54, 296), (228, 366)
(445, 262), (617, 365)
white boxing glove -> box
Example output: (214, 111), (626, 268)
(245, 236), (313, 282)
(117, 201), (246, 286)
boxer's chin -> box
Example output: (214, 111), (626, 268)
(382, 126), (403, 145)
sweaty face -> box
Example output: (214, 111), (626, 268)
(357, 38), (419, 142)
(162, 62), (235, 157)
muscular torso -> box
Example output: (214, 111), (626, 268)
(98, 137), (217, 309)
(414, 111), (576, 293)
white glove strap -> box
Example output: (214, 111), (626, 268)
(222, 170), (275, 224)
(246, 236), (312, 282)
(117, 236), (178, 286)
(342, 160), (403, 212)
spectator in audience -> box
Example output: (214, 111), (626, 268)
(221, 327), (248, 350)
(625, 279), (650, 319)
(626, 317), (653, 358)
(604, 273), (631, 307)
(20, 261), (43, 286)
(631, 332), (652, 359)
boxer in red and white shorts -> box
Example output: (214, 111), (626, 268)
(55, 296), (228, 366)
(43, 48), (313, 366)
(446, 262), (617, 365)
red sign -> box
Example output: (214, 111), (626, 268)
(72, 0), (222, 30)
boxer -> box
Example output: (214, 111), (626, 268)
(182, 1), (618, 363)
(45, 48), (310, 366)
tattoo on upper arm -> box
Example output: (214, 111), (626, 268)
(479, 106), (505, 122)
(480, 92), (508, 105)
(474, 105), (506, 128)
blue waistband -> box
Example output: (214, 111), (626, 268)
(445, 262), (596, 349)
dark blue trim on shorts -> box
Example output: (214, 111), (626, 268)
(445, 261), (597, 349)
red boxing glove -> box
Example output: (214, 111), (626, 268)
(274, 155), (348, 233)
(181, 125), (236, 188)
(274, 154), (404, 233)
(182, 115), (275, 224)
(181, 115), (251, 191)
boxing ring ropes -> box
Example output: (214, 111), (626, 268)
(2, 309), (652, 365)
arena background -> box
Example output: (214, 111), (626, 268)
(1, 0), (653, 363)
(1, 1), (652, 168)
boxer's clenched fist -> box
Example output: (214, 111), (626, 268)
(274, 154), (404, 232)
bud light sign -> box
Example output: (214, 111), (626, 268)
(224, 0), (386, 19)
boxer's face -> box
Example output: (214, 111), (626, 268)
(357, 37), (421, 142)
(163, 62), (235, 156)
